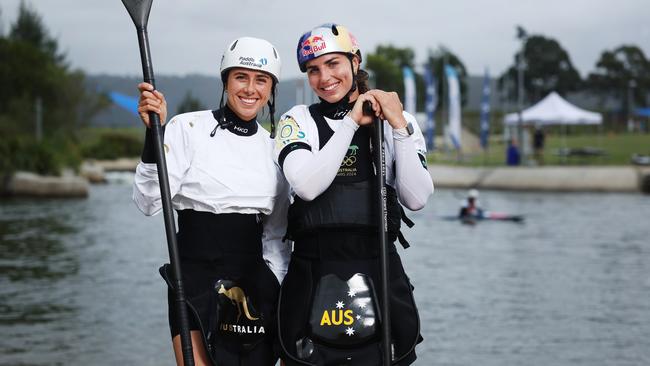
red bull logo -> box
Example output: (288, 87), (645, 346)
(350, 33), (359, 51)
(301, 34), (326, 57)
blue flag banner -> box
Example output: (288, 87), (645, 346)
(479, 69), (491, 149)
(424, 66), (437, 150)
(402, 66), (416, 116)
(444, 65), (461, 150)
(109, 91), (139, 116)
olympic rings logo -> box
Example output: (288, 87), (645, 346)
(280, 125), (293, 138)
(341, 155), (357, 167)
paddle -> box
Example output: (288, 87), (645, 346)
(366, 102), (392, 366)
(120, 1), (194, 365)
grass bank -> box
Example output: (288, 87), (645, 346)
(429, 132), (649, 166)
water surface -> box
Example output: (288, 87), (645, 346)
(1, 184), (648, 365)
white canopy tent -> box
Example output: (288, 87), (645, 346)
(504, 91), (602, 126)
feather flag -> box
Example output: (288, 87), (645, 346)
(444, 65), (461, 150)
(424, 66), (437, 150)
(402, 66), (416, 116)
(479, 69), (491, 149)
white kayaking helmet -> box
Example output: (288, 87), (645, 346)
(220, 37), (281, 82)
(468, 189), (479, 199)
(217, 37), (281, 138)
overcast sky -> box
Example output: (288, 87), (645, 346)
(2, 0), (649, 79)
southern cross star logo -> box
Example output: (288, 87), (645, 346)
(315, 274), (377, 341)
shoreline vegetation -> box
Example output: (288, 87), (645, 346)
(1, 128), (649, 198)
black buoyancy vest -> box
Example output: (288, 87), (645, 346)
(286, 104), (413, 247)
(176, 210), (263, 260)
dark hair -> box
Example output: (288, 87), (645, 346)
(356, 68), (370, 94)
(268, 81), (277, 138)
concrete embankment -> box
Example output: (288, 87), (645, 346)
(92, 158), (140, 172)
(429, 165), (650, 193)
(2, 159), (140, 198)
(2, 171), (89, 198)
(79, 158), (140, 184)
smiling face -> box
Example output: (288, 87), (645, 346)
(225, 68), (273, 121)
(305, 53), (359, 103)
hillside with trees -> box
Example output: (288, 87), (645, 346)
(0, 2), (108, 175)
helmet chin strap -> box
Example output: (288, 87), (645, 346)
(343, 56), (358, 104)
(211, 83), (234, 137)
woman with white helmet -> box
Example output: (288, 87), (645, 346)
(133, 37), (289, 366)
(459, 189), (483, 219)
(274, 23), (434, 365)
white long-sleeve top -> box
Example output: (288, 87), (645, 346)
(133, 110), (291, 282)
(274, 105), (433, 210)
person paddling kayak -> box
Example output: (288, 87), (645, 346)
(457, 189), (524, 223)
(458, 189), (484, 219)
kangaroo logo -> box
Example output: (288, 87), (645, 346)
(217, 284), (259, 322)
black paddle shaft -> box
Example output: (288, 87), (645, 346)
(121, 1), (194, 365)
(367, 102), (392, 366)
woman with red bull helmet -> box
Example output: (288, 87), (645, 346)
(274, 23), (434, 365)
(133, 37), (289, 366)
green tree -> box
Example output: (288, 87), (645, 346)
(177, 91), (205, 115)
(0, 1), (108, 175)
(499, 33), (582, 103)
(365, 44), (415, 97)
(0, 1), (107, 138)
(0, 7), (4, 37)
(365, 44), (437, 111)
(586, 45), (650, 113)
(425, 46), (469, 108)
(9, 1), (63, 63)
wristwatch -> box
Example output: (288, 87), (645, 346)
(395, 122), (414, 137)
(405, 121), (415, 136)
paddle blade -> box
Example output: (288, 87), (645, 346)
(122, 0), (152, 28)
